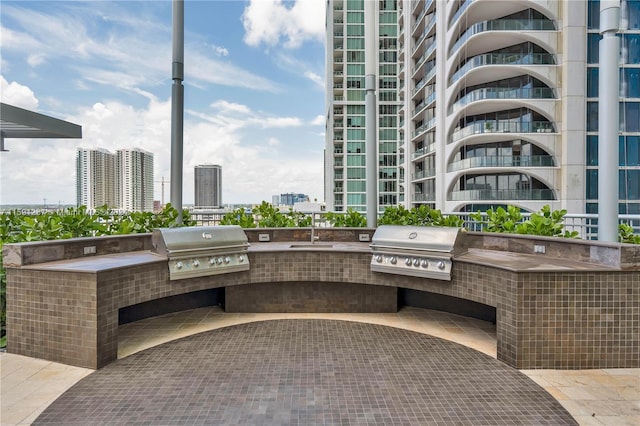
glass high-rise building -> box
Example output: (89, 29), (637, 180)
(325, 0), (639, 215)
(194, 164), (222, 208)
(325, 0), (401, 212)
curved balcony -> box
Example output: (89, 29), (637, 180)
(450, 52), (556, 86)
(412, 193), (436, 202)
(450, 87), (555, 115)
(447, 154), (556, 172)
(450, 19), (556, 57)
(450, 120), (555, 143)
(413, 40), (436, 76)
(412, 65), (436, 96)
(412, 169), (436, 180)
(449, 0), (474, 27)
(412, 117), (436, 139)
(449, 188), (555, 201)
(412, 91), (436, 118)
(412, 16), (435, 56)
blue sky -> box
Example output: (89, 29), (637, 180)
(0, 0), (326, 206)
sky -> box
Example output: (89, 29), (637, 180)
(0, 0), (327, 206)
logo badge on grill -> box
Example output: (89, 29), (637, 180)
(408, 231), (417, 239)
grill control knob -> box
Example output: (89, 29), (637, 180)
(192, 260), (200, 267)
(238, 255), (245, 263)
(375, 255), (383, 263)
(224, 256), (231, 264)
(421, 259), (429, 268)
(175, 261), (183, 270)
(216, 257), (223, 265)
(413, 258), (420, 267)
(437, 261), (446, 270)
(209, 258), (216, 265)
(390, 256), (397, 265)
(405, 257), (412, 266)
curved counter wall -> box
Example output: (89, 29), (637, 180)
(4, 229), (639, 370)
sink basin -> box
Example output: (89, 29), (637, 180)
(289, 244), (334, 248)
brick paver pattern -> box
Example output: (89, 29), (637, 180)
(34, 320), (577, 425)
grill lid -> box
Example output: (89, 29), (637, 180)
(370, 225), (463, 253)
(152, 225), (249, 257)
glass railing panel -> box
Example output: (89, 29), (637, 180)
(412, 169), (436, 180)
(450, 19), (557, 56)
(450, 87), (556, 114)
(450, 0), (473, 26)
(450, 120), (555, 143)
(448, 188), (555, 201)
(447, 154), (556, 172)
(450, 53), (556, 85)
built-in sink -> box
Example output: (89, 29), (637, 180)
(289, 244), (334, 248)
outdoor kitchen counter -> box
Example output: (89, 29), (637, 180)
(18, 251), (164, 272)
(13, 242), (620, 273)
(455, 248), (620, 272)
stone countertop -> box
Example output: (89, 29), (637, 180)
(13, 243), (619, 273)
(19, 251), (165, 273)
(455, 248), (618, 272)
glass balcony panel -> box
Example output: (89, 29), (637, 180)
(450, 53), (556, 85)
(447, 155), (556, 172)
(450, 120), (555, 143)
(450, 19), (557, 56)
(450, 86), (556, 114)
(448, 188), (556, 201)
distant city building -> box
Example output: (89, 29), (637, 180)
(194, 164), (222, 208)
(272, 195), (280, 206)
(279, 193), (310, 206)
(76, 148), (154, 212)
(76, 148), (117, 209)
(117, 149), (154, 212)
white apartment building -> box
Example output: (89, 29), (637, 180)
(76, 148), (154, 212)
(326, 0), (640, 215)
(76, 148), (118, 210)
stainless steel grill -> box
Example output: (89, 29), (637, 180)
(370, 225), (464, 281)
(152, 225), (249, 280)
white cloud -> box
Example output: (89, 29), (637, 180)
(242, 0), (325, 49)
(213, 45), (229, 57)
(0, 89), (323, 205)
(1, 3), (280, 96)
(310, 115), (325, 126)
(304, 71), (324, 87)
(0, 75), (39, 109)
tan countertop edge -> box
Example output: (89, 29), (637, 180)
(17, 251), (165, 273)
(455, 248), (619, 272)
(11, 244), (622, 274)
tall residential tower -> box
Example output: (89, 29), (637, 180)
(194, 164), (222, 208)
(325, 0), (401, 213)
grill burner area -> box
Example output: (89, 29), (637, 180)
(152, 226), (249, 280)
(370, 225), (464, 281)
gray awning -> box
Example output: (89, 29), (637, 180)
(1, 103), (82, 151)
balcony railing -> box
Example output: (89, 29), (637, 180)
(413, 38), (436, 72)
(447, 155), (556, 172)
(412, 117), (436, 139)
(412, 193), (436, 202)
(450, 19), (557, 57)
(412, 142), (436, 158)
(412, 16), (435, 55)
(450, 0), (474, 26)
(450, 120), (555, 143)
(185, 210), (639, 240)
(412, 169), (436, 180)
(412, 91), (436, 118)
(412, 65), (436, 96)
(449, 188), (556, 201)
(450, 52), (556, 86)
(450, 87), (556, 114)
